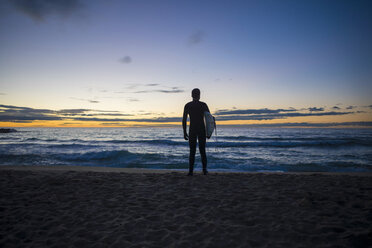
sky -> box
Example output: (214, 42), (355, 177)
(0, 0), (371, 127)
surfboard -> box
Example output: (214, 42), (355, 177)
(204, 111), (216, 139)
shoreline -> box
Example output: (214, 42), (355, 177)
(1, 165), (372, 176)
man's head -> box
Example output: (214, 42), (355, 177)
(192, 88), (200, 100)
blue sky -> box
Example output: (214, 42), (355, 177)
(0, 0), (371, 126)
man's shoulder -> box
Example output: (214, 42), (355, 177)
(184, 101), (193, 107)
(199, 101), (209, 108)
(185, 101), (208, 108)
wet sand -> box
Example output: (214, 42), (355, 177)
(1, 166), (371, 247)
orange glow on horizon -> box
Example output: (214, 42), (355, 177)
(1, 112), (371, 128)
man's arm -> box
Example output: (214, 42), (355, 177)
(205, 103), (210, 113)
(182, 105), (189, 140)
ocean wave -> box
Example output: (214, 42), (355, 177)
(219, 135), (371, 142)
(20, 136), (372, 148)
(22, 137), (186, 146)
(60, 150), (138, 162)
(0, 149), (187, 168)
(1, 150), (371, 172)
(1, 127), (371, 172)
(55, 150), (187, 167)
(108, 138), (369, 148)
(0, 136), (18, 140)
(109, 139), (185, 146)
(46, 143), (99, 149)
(25, 137), (59, 142)
(209, 140), (372, 148)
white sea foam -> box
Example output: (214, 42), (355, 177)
(0, 127), (371, 172)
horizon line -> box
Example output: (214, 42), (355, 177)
(1, 121), (372, 128)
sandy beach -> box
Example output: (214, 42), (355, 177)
(1, 166), (371, 248)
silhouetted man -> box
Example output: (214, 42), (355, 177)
(183, 88), (210, 176)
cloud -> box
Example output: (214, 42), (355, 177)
(138, 112), (153, 116)
(96, 95), (141, 102)
(57, 108), (131, 117)
(127, 98), (140, 102)
(0, 114), (62, 121)
(10, 0), (82, 21)
(99, 123), (127, 126)
(61, 122), (82, 125)
(0, 104), (33, 110)
(156, 89), (184, 93)
(0, 104), (361, 124)
(368, 105), (372, 109)
(346, 106), (356, 110)
(57, 109), (132, 117)
(214, 111), (353, 121)
(0, 104), (55, 116)
(0, 93), (6, 96)
(188, 30), (205, 45)
(10, 120), (33, 123)
(212, 107), (355, 121)
(76, 113), (133, 117)
(119, 56), (132, 64)
(57, 109), (91, 115)
(124, 83), (141, 90)
(214, 108), (297, 116)
(0, 103), (181, 123)
(94, 110), (121, 113)
(71, 116), (181, 122)
(308, 107), (324, 112)
(133, 86), (184, 94)
(0, 104), (132, 122)
(114, 83), (143, 92)
(332, 106), (341, 110)
(70, 97), (100, 103)
(115, 84), (171, 93)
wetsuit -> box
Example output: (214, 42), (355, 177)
(183, 100), (210, 173)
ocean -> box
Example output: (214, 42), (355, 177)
(0, 127), (371, 172)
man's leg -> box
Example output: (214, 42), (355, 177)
(188, 133), (197, 175)
(198, 134), (207, 174)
